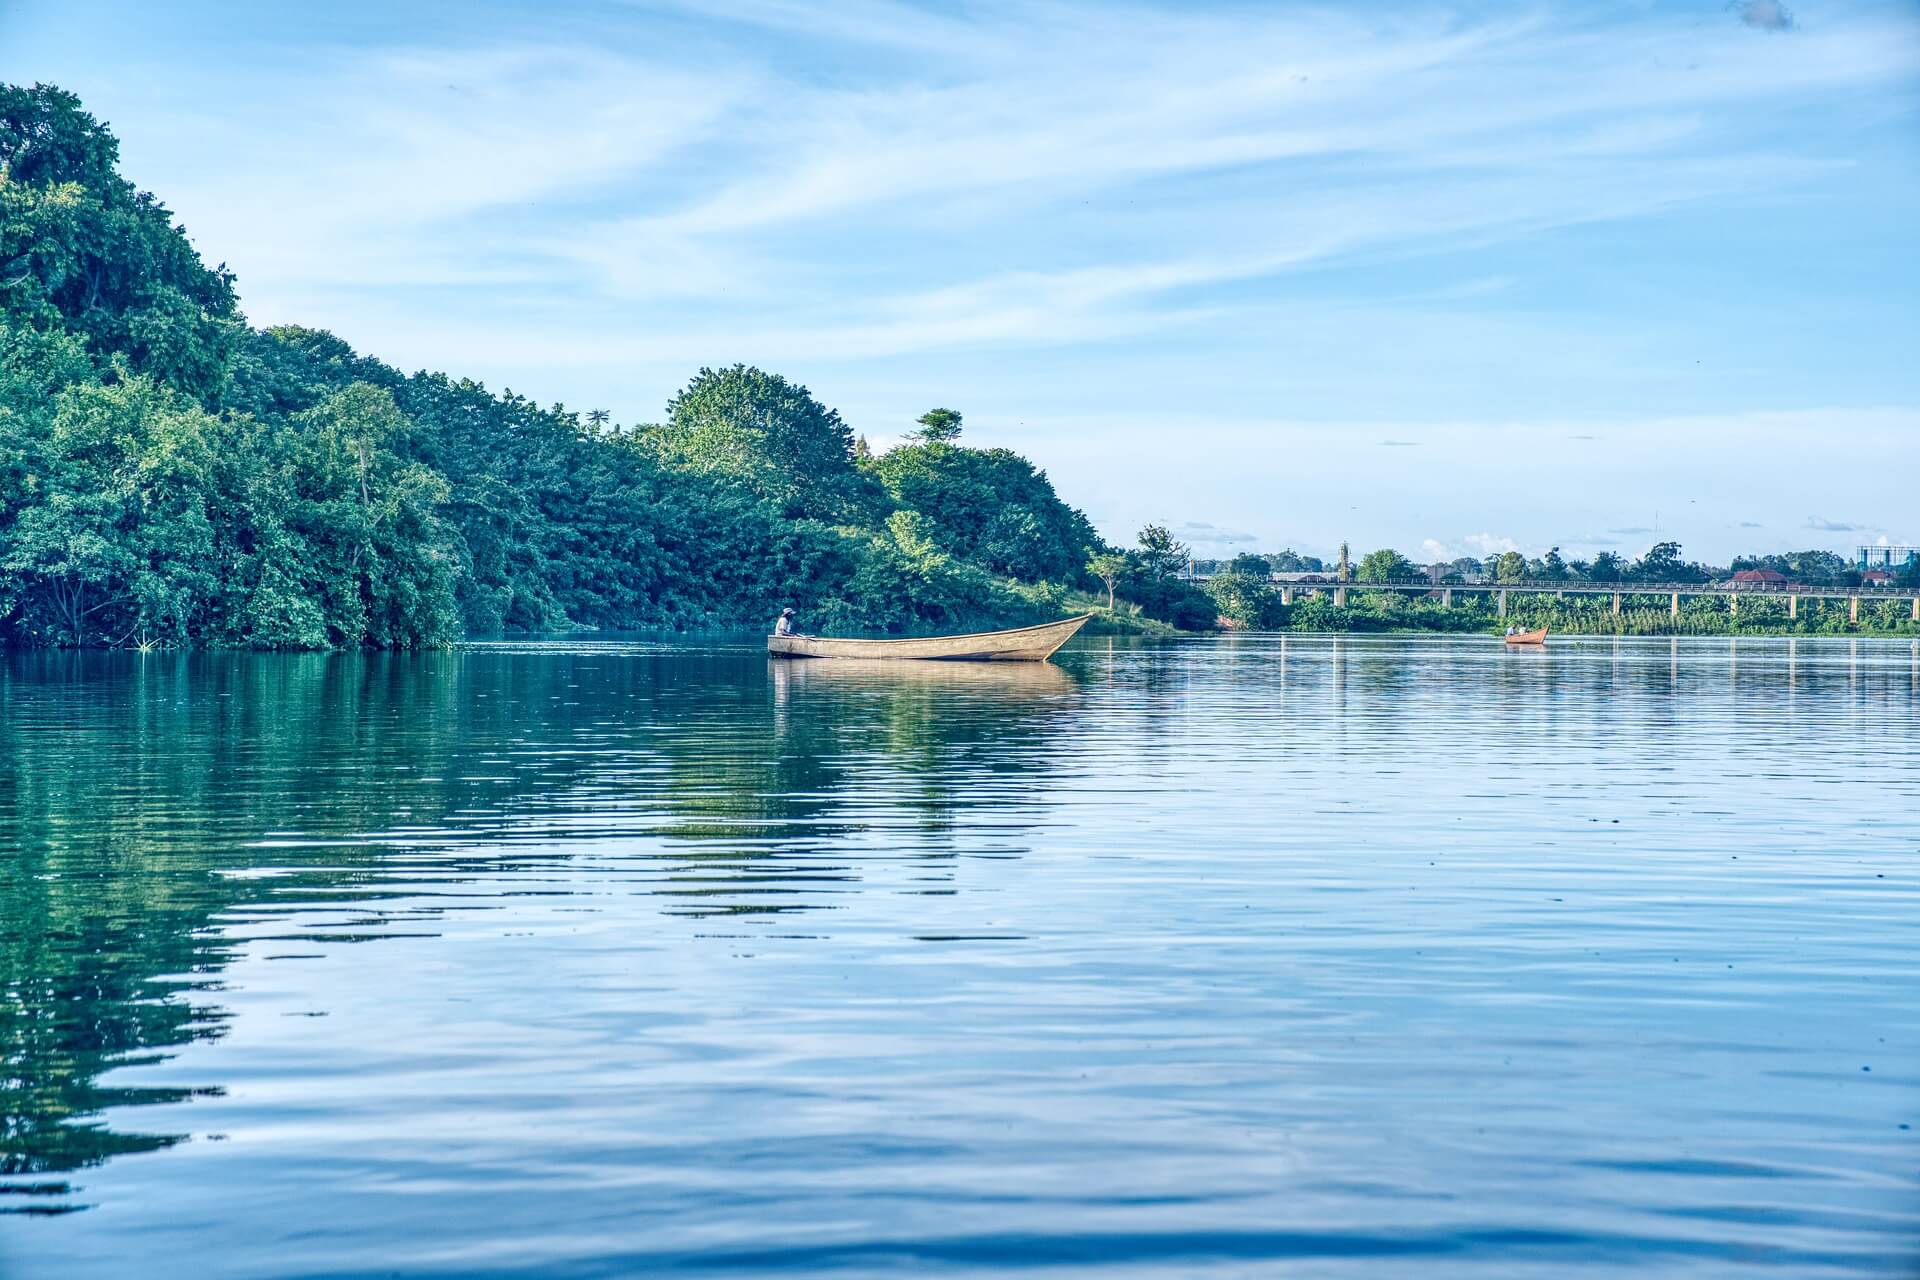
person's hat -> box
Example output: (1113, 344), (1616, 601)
(781, 607), (795, 616)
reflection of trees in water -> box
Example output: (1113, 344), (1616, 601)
(651, 658), (1080, 913)
(0, 651), (465, 1186)
(0, 648), (1084, 1193)
(1232, 634), (1919, 750)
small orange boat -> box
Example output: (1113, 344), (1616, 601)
(1503, 627), (1548, 646)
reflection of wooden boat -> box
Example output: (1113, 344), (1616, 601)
(768, 614), (1092, 662)
(775, 657), (1075, 693)
(1504, 627), (1548, 646)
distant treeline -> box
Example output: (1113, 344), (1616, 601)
(0, 84), (1213, 649)
(1211, 544), (1914, 590)
(1201, 541), (1920, 636)
(1205, 586), (1920, 637)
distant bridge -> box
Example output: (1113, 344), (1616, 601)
(1267, 578), (1920, 623)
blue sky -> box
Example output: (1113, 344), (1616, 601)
(3, 0), (1916, 563)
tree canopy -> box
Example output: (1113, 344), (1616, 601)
(912, 407), (963, 444)
(864, 430), (1099, 584)
(1357, 548), (1414, 582)
(657, 364), (875, 522)
(0, 84), (238, 402)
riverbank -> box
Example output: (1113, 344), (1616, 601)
(1256, 592), (1920, 639)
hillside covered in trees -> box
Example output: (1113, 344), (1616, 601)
(0, 84), (1126, 650)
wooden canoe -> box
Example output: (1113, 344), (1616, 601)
(1504, 627), (1549, 646)
(768, 614), (1092, 662)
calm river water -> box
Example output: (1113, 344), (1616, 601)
(1, 635), (1916, 1278)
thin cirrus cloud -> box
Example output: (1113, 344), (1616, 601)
(1174, 521), (1259, 548)
(80, 2), (1914, 326)
(129, 46), (751, 298)
(1422, 533), (1523, 560)
(1737, 1), (1796, 33)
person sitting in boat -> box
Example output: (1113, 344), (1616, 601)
(1505, 625), (1517, 637)
(773, 607), (796, 636)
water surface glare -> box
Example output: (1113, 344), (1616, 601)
(1, 635), (1916, 1277)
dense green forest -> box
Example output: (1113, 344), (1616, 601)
(0, 84), (1137, 650)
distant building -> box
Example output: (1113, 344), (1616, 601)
(1862, 569), (1895, 586)
(1726, 568), (1792, 588)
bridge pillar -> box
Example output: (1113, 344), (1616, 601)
(1498, 589), (1508, 617)
(1280, 586), (1294, 606)
(1670, 591), (1680, 618)
(1729, 593), (1738, 618)
(1912, 597), (1918, 622)
(1441, 588), (1452, 607)
(1789, 594), (1797, 620)
(1611, 591), (1621, 616)
(1850, 596), (1860, 624)
(1334, 588), (1347, 608)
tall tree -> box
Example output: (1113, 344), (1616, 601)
(0, 84), (238, 400)
(1087, 551), (1126, 611)
(1632, 540), (1688, 582)
(659, 364), (867, 519)
(913, 407), (962, 444)
(868, 434), (1098, 583)
(1357, 548), (1413, 582)
(2, 375), (221, 645)
(1136, 524), (1189, 581)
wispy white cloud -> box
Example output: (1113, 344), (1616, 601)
(1735, 1), (1796, 34)
(134, 44), (751, 304)
(101, 0), (1918, 341)
(1175, 521), (1259, 548)
(1461, 533), (1524, 558)
(633, 0), (998, 55)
